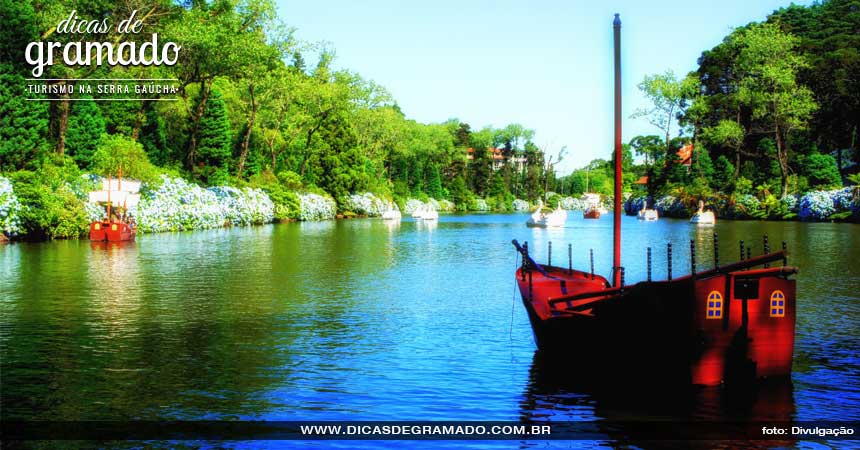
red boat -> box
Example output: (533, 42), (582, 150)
(583, 207), (601, 219)
(88, 174), (139, 242)
(512, 14), (797, 387)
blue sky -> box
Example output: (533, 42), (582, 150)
(274, 0), (809, 174)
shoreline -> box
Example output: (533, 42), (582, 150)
(2, 209), (858, 245)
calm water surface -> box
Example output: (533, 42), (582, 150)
(1, 214), (858, 448)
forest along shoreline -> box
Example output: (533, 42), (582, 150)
(2, 0), (859, 242)
(1, 169), (858, 244)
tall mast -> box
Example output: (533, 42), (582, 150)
(612, 13), (623, 287)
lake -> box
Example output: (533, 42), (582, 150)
(1, 213), (858, 448)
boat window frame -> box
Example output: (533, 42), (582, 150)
(770, 290), (786, 317)
(706, 291), (723, 319)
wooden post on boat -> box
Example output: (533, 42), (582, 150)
(647, 247), (652, 281)
(548, 241), (552, 266)
(667, 243), (673, 281)
(106, 175), (112, 221)
(739, 240), (745, 261)
(612, 13), (623, 288)
(764, 235), (770, 268)
(690, 240), (697, 276)
(568, 243), (572, 274)
(713, 233), (719, 268)
(590, 249), (595, 280)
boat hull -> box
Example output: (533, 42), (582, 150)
(516, 263), (796, 386)
(90, 221), (136, 242)
(583, 210), (600, 219)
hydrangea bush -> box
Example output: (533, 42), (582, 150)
(132, 176), (275, 232)
(832, 187), (853, 211)
(512, 199), (530, 211)
(208, 186), (275, 225)
(298, 193), (336, 221)
(624, 195), (647, 215)
(473, 199), (489, 211)
(341, 192), (394, 216)
(780, 195), (799, 214)
(560, 196), (587, 211)
(437, 199), (455, 212)
(798, 190), (837, 221)
(0, 177), (23, 237)
(852, 191), (860, 220)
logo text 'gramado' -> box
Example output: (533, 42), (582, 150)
(25, 10), (181, 78)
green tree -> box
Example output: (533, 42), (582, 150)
(195, 90), (232, 184)
(0, 69), (48, 170)
(426, 164), (443, 198)
(800, 153), (841, 189)
(632, 70), (697, 153)
(65, 99), (106, 168)
(91, 134), (158, 182)
(712, 155), (735, 192)
(734, 23), (817, 196)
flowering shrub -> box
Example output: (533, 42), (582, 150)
(832, 187), (853, 211)
(780, 195), (799, 214)
(208, 186), (275, 225)
(798, 191), (835, 221)
(134, 176), (226, 232)
(852, 193), (860, 220)
(731, 194), (761, 219)
(473, 199), (489, 211)
(132, 176), (275, 232)
(0, 177), (23, 237)
(298, 193), (336, 221)
(624, 195), (647, 215)
(560, 196), (587, 210)
(341, 192), (393, 217)
(437, 199), (455, 212)
(512, 199), (530, 211)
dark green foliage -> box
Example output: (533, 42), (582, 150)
(426, 164), (443, 199)
(9, 159), (92, 240)
(140, 103), (170, 166)
(712, 155), (735, 191)
(800, 153), (841, 188)
(692, 148), (714, 181)
(0, 0), (38, 73)
(447, 176), (471, 210)
(0, 67), (49, 170)
(195, 90), (232, 184)
(65, 100), (106, 168)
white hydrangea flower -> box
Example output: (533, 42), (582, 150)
(298, 193), (336, 221)
(0, 177), (23, 236)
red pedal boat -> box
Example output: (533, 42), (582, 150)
(511, 14), (797, 386)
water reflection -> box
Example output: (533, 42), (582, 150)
(1, 214), (857, 445)
(521, 352), (796, 448)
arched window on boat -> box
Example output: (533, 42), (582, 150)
(706, 291), (723, 319)
(770, 290), (786, 317)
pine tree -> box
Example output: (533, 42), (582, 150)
(140, 103), (170, 166)
(712, 155), (735, 192)
(65, 99), (106, 168)
(0, 68), (49, 170)
(196, 90), (232, 184)
(426, 164), (443, 199)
